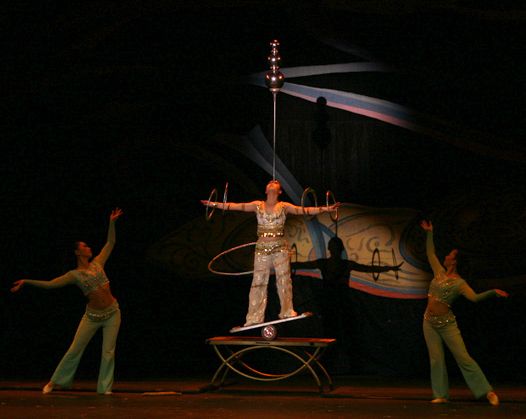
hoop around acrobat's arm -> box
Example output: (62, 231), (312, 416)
(205, 188), (218, 221)
(205, 181), (229, 221)
(325, 190), (339, 222)
(301, 187), (318, 221)
(222, 181), (229, 215)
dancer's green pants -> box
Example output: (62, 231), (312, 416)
(423, 317), (492, 399)
(50, 306), (121, 394)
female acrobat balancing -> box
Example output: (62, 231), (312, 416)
(420, 219), (508, 406)
(202, 179), (339, 326)
(11, 208), (123, 395)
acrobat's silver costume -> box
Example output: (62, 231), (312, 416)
(244, 202), (297, 326)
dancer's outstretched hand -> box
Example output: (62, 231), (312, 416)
(420, 220), (433, 231)
(110, 208), (123, 222)
(495, 289), (509, 298)
(10, 279), (24, 293)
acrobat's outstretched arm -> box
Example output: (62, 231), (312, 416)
(200, 200), (258, 213)
(282, 202), (340, 216)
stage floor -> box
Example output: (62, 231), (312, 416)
(1, 375), (525, 418)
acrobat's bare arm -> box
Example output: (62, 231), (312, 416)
(200, 200), (259, 212)
(282, 202), (340, 216)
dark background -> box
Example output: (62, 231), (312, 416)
(2, 2), (525, 382)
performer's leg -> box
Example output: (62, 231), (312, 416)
(440, 321), (493, 399)
(49, 314), (100, 389)
(423, 319), (449, 400)
(97, 309), (121, 394)
(244, 253), (271, 326)
(274, 250), (297, 319)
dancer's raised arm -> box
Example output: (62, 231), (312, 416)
(420, 220), (444, 276)
(93, 208), (123, 266)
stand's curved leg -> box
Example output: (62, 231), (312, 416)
(205, 338), (336, 393)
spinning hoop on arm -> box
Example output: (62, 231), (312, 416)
(204, 182), (229, 221)
(205, 188), (218, 221)
(325, 190), (339, 223)
(301, 187), (318, 222)
(222, 182), (229, 215)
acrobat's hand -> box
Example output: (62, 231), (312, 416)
(10, 280), (24, 293)
(201, 200), (217, 207)
(495, 289), (509, 298)
(327, 202), (341, 212)
(110, 208), (123, 222)
(420, 220), (433, 232)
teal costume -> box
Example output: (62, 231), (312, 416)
(424, 231), (497, 400)
(17, 213), (121, 395)
(48, 262), (120, 394)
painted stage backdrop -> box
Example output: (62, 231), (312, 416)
(147, 125), (526, 300)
